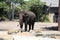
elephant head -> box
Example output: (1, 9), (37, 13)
(18, 11), (29, 20)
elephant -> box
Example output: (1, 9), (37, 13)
(18, 10), (36, 32)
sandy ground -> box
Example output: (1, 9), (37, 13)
(0, 21), (59, 40)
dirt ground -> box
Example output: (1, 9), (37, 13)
(0, 21), (60, 40)
(0, 21), (58, 31)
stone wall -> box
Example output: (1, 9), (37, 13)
(49, 13), (55, 23)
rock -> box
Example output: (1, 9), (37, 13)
(0, 35), (13, 40)
(34, 29), (41, 33)
(55, 36), (60, 39)
(13, 35), (60, 40)
(13, 36), (37, 40)
(8, 29), (20, 34)
(17, 32), (32, 36)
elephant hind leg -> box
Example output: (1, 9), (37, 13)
(28, 24), (31, 32)
(32, 22), (34, 30)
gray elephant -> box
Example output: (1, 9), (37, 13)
(18, 10), (36, 32)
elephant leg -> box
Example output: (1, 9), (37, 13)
(28, 24), (31, 32)
(25, 22), (27, 31)
(20, 25), (23, 29)
(20, 25), (23, 32)
(32, 22), (34, 30)
(19, 22), (23, 32)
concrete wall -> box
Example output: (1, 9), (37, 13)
(49, 13), (55, 23)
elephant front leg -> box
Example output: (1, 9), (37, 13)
(20, 22), (23, 32)
(20, 25), (23, 32)
(25, 22), (27, 32)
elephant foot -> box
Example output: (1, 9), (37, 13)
(19, 29), (23, 32)
(21, 31), (23, 32)
(29, 30), (33, 32)
(25, 30), (27, 32)
(25, 29), (27, 32)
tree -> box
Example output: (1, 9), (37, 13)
(5, 0), (25, 20)
(0, 0), (50, 22)
(58, 0), (60, 30)
(0, 1), (8, 21)
(21, 0), (49, 22)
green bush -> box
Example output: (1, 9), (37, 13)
(0, 2), (8, 21)
(44, 15), (50, 22)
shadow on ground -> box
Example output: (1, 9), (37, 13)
(0, 38), (4, 40)
(43, 26), (58, 31)
(0, 29), (7, 31)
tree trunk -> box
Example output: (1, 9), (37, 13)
(58, 0), (60, 31)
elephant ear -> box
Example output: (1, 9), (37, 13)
(25, 14), (29, 17)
